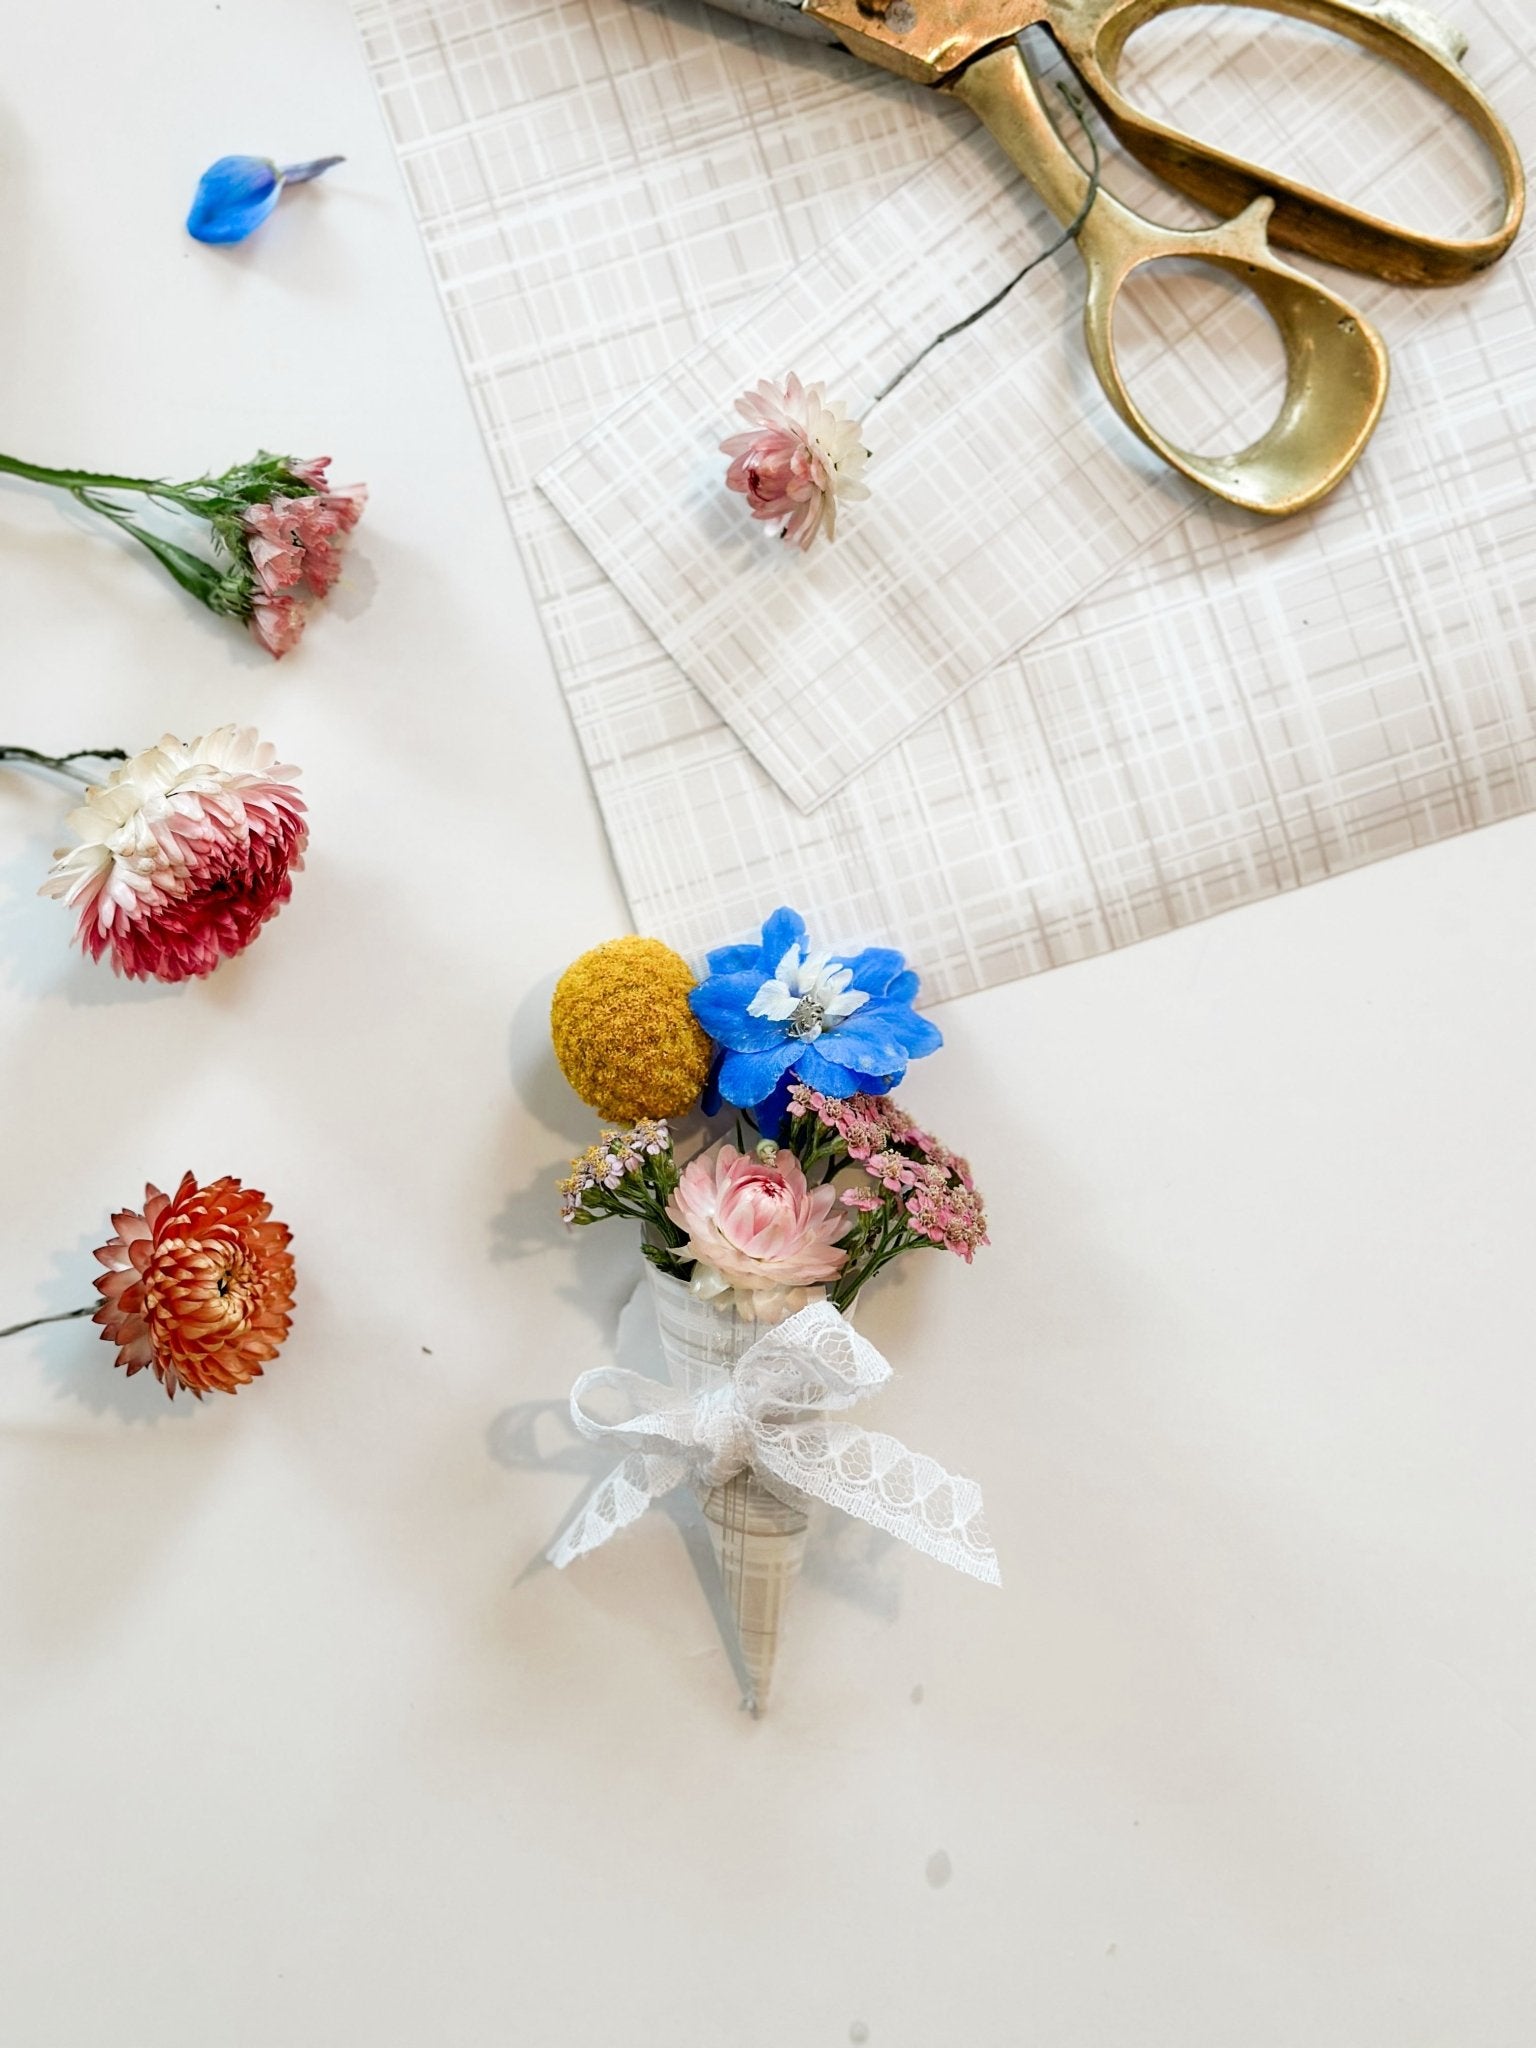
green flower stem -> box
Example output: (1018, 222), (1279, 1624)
(0, 744), (128, 787)
(0, 451), (174, 496)
(0, 449), (231, 608)
(832, 1207), (927, 1310)
(0, 1303), (95, 1341)
(74, 490), (225, 606)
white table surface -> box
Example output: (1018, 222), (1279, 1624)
(2, 5), (1533, 2044)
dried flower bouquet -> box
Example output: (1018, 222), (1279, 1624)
(546, 908), (997, 1710)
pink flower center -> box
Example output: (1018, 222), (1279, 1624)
(718, 1166), (801, 1250)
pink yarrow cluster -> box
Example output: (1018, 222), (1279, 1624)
(788, 1085), (988, 1262)
(862, 1151), (989, 1261)
(243, 458), (367, 657)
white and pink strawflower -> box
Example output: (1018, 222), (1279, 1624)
(665, 1138), (850, 1321)
(721, 374), (869, 552)
(40, 726), (306, 983)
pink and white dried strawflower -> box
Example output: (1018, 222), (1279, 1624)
(721, 374), (870, 552)
(40, 725), (306, 982)
(666, 1138), (849, 1321)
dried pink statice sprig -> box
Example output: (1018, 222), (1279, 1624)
(721, 374), (869, 552)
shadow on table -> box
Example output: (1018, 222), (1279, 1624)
(3, 1237), (200, 1424)
(486, 1390), (757, 1705)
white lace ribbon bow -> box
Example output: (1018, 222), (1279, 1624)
(547, 1301), (1000, 1584)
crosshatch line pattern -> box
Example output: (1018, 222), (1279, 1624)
(535, 14), (1524, 815)
(355, 0), (1536, 1002)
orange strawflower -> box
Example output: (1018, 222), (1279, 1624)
(93, 1172), (295, 1399)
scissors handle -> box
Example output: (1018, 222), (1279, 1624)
(950, 39), (1389, 515)
(1053, 0), (1525, 285)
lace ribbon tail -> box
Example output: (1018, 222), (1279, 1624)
(757, 1430), (1002, 1587)
(547, 1449), (685, 1567)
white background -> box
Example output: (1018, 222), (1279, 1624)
(1, 3), (1533, 2043)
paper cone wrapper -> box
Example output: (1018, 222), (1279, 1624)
(647, 1267), (811, 1709)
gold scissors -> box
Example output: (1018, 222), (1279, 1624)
(694, 0), (1525, 515)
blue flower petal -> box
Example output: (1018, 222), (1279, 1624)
(689, 972), (784, 1051)
(700, 1052), (724, 1119)
(792, 1045), (858, 1097)
(815, 1015), (911, 1074)
(690, 907), (940, 1112)
(756, 905), (807, 966)
(794, 1045), (904, 1098)
(187, 156), (283, 244)
(703, 942), (764, 976)
(749, 1075), (797, 1136)
(846, 1069), (899, 1096)
(717, 1041), (800, 1108)
(885, 1007), (944, 1058)
(841, 947), (907, 998)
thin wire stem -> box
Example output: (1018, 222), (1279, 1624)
(866, 81), (1102, 414)
(0, 1304), (95, 1341)
(0, 745), (128, 786)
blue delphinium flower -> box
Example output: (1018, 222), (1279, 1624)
(690, 906), (942, 1124)
(186, 155), (344, 245)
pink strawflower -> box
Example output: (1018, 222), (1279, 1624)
(721, 374), (870, 552)
(40, 726), (306, 982)
(240, 460), (367, 656)
(666, 1138), (850, 1321)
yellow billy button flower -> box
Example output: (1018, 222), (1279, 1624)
(550, 936), (712, 1121)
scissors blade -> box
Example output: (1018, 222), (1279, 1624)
(690, 0), (844, 45)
